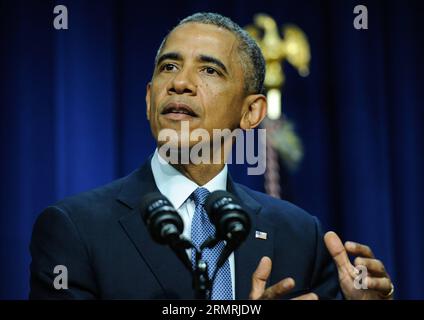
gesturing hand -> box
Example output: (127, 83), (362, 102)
(249, 256), (318, 300)
(324, 231), (394, 300)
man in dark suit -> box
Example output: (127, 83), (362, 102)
(30, 12), (393, 300)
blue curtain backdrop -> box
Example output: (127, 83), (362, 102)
(1, 0), (423, 299)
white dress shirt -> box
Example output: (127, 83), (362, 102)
(150, 149), (235, 299)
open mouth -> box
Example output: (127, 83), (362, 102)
(161, 103), (198, 117)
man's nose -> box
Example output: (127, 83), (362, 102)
(167, 67), (197, 95)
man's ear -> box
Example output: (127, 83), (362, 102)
(240, 94), (267, 130)
(145, 82), (151, 120)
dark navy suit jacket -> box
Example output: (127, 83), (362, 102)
(29, 160), (340, 299)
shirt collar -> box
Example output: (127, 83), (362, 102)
(150, 149), (228, 210)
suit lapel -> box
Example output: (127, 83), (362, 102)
(228, 178), (275, 300)
(116, 160), (194, 298)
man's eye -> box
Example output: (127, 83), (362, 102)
(202, 67), (219, 75)
(161, 64), (177, 72)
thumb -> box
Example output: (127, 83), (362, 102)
(249, 256), (272, 300)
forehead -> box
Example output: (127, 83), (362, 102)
(161, 23), (240, 67)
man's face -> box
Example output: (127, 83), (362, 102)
(146, 23), (248, 149)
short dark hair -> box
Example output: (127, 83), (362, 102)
(154, 12), (265, 94)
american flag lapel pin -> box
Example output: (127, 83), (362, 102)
(255, 230), (267, 240)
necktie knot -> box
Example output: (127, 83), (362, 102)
(191, 187), (210, 207)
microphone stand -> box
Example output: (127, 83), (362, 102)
(169, 235), (237, 300)
(193, 250), (211, 300)
(168, 235), (193, 271)
(167, 234), (212, 300)
(192, 237), (221, 300)
(194, 237), (234, 300)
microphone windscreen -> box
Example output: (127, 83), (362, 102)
(204, 190), (241, 215)
(140, 192), (172, 222)
(140, 192), (184, 241)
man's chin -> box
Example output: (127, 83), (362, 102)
(156, 140), (220, 166)
(156, 140), (210, 151)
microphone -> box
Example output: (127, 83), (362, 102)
(140, 192), (192, 271)
(140, 192), (184, 245)
(205, 190), (251, 254)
